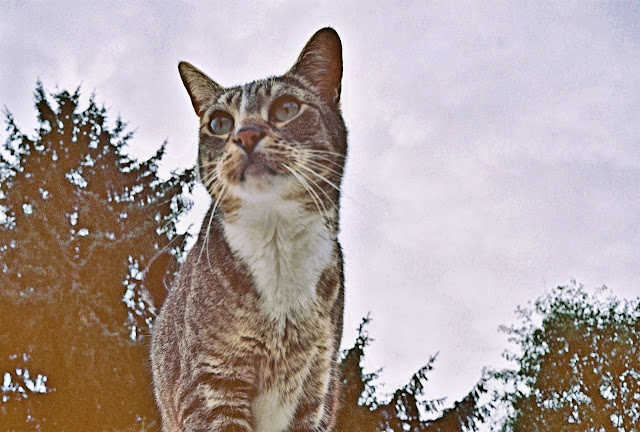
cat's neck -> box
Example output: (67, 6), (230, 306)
(221, 198), (334, 326)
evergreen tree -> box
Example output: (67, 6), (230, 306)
(337, 316), (490, 432)
(493, 282), (640, 431)
(0, 85), (194, 430)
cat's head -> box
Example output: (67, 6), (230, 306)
(179, 28), (347, 224)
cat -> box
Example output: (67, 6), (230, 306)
(150, 27), (347, 432)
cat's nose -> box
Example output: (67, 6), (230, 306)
(233, 126), (265, 156)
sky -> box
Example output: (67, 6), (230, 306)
(1, 0), (639, 417)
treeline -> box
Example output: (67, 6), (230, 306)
(1, 86), (638, 431)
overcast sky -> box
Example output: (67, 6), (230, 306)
(2, 0), (639, 414)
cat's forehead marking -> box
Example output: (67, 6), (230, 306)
(270, 81), (285, 96)
(223, 90), (237, 107)
(238, 87), (248, 119)
(241, 80), (267, 114)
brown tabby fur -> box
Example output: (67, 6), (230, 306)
(150, 28), (347, 432)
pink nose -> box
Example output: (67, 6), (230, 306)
(233, 126), (265, 155)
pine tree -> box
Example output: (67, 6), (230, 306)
(337, 316), (490, 432)
(0, 84), (194, 430)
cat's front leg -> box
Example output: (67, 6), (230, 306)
(178, 362), (257, 432)
(289, 349), (340, 432)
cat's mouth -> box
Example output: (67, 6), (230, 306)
(239, 156), (278, 182)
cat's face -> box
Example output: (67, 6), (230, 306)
(179, 28), (347, 222)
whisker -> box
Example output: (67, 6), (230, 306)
(203, 176), (220, 192)
(150, 191), (193, 233)
(263, 146), (293, 155)
(197, 205), (215, 268)
(199, 160), (221, 168)
(304, 152), (344, 169)
(281, 163), (328, 222)
(200, 167), (218, 179)
(296, 161), (371, 211)
(201, 175), (221, 196)
(295, 163), (342, 193)
(293, 166), (334, 215)
(157, 204), (190, 233)
(144, 220), (195, 276)
(303, 148), (346, 158)
(205, 183), (227, 272)
(143, 189), (184, 212)
(201, 171), (219, 188)
(281, 163), (325, 217)
(302, 157), (344, 179)
(293, 163), (339, 213)
(305, 154), (372, 193)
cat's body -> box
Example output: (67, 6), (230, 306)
(150, 28), (347, 432)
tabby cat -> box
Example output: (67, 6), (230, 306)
(150, 28), (347, 432)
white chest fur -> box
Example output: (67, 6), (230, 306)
(251, 388), (299, 432)
(222, 199), (333, 324)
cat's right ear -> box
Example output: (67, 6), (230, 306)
(178, 61), (223, 117)
(287, 28), (343, 105)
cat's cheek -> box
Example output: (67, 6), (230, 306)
(282, 108), (321, 142)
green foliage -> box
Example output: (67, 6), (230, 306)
(0, 84), (194, 430)
(494, 282), (640, 432)
(337, 316), (490, 432)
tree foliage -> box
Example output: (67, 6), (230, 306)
(494, 282), (640, 432)
(337, 316), (490, 432)
(0, 85), (194, 430)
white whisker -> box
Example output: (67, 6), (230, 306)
(303, 152), (344, 169)
(201, 171), (219, 189)
(198, 183), (227, 270)
(296, 161), (370, 211)
(281, 163), (328, 222)
(199, 160), (221, 168)
(303, 148), (346, 158)
(197, 206), (215, 268)
(295, 163), (342, 193)
(293, 163), (339, 213)
(153, 195), (192, 233)
(302, 157), (344, 179)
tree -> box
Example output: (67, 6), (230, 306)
(337, 316), (490, 432)
(0, 84), (194, 430)
(493, 282), (640, 431)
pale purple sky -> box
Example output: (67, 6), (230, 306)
(2, 0), (639, 413)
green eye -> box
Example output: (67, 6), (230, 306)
(271, 98), (301, 122)
(209, 112), (234, 135)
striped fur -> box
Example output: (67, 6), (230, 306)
(150, 28), (347, 432)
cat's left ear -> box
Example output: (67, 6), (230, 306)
(178, 61), (224, 117)
(287, 27), (343, 105)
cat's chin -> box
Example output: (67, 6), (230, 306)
(241, 161), (277, 180)
(229, 169), (292, 202)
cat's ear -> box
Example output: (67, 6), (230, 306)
(287, 27), (343, 104)
(178, 61), (223, 117)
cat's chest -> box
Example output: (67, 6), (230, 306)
(250, 320), (327, 432)
(222, 201), (333, 323)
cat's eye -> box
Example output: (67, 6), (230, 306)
(209, 112), (234, 135)
(270, 97), (301, 123)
